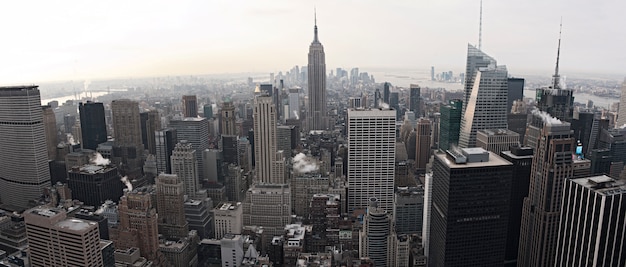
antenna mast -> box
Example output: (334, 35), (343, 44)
(479, 0), (483, 50)
(553, 18), (562, 89)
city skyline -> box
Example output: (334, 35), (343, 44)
(2, 0), (625, 84)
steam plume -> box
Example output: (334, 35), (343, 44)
(293, 110), (300, 120)
(292, 153), (319, 173)
(378, 101), (390, 109)
(531, 109), (562, 125)
(90, 152), (110, 166)
(120, 176), (133, 192)
(66, 133), (77, 145)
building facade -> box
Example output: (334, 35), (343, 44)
(306, 17), (327, 131)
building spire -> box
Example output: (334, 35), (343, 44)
(553, 18), (563, 89)
(478, 0), (483, 50)
(313, 7), (319, 43)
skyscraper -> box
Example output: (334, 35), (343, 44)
(0, 86), (51, 208)
(459, 45), (509, 148)
(67, 164), (124, 207)
(415, 118), (432, 170)
(170, 117), (210, 181)
(383, 82), (391, 104)
(347, 108), (396, 212)
(155, 128), (178, 174)
(156, 173), (189, 239)
(507, 78), (525, 112)
(111, 99), (144, 177)
(220, 100), (237, 136)
(140, 110), (161, 154)
(555, 175), (626, 266)
(24, 207), (103, 267)
(439, 99), (463, 151)
(518, 115), (574, 267)
(42, 105), (58, 160)
(429, 148), (512, 267)
(79, 101), (107, 150)
(476, 128), (520, 155)
(306, 13), (327, 131)
(171, 141), (200, 199)
(182, 95), (198, 118)
(359, 199), (393, 267)
(409, 84), (421, 116)
(617, 79), (626, 127)
(253, 95), (280, 184)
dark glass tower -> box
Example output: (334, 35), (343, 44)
(409, 84), (421, 116)
(79, 101), (107, 150)
(439, 99), (463, 151)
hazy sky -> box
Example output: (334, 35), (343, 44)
(2, 0), (625, 84)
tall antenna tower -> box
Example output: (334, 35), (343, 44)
(479, 0), (483, 50)
(553, 18), (563, 89)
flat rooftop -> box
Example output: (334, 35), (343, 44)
(436, 149), (512, 169)
(571, 175), (626, 196)
(56, 218), (96, 231)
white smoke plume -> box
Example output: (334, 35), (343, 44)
(378, 101), (390, 109)
(292, 153), (319, 173)
(66, 133), (77, 145)
(90, 152), (110, 166)
(531, 109), (562, 125)
(120, 176), (133, 192)
(293, 110), (300, 120)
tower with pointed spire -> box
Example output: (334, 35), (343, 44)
(535, 21), (574, 122)
(306, 9), (328, 131)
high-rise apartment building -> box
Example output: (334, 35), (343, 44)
(24, 207), (103, 267)
(347, 108), (396, 212)
(155, 128), (178, 174)
(170, 117), (210, 181)
(439, 99), (462, 151)
(429, 148), (512, 267)
(476, 128), (520, 155)
(518, 116), (574, 267)
(0, 86), (51, 208)
(415, 118), (432, 170)
(409, 84), (421, 116)
(555, 175), (626, 266)
(79, 101), (108, 150)
(42, 105), (58, 160)
(182, 95), (198, 118)
(306, 16), (327, 131)
(220, 100), (237, 136)
(459, 45), (509, 148)
(170, 141), (200, 199)
(156, 173), (189, 239)
(140, 110), (160, 154)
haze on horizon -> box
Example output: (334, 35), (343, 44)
(2, 0), (625, 84)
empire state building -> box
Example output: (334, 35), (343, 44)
(307, 14), (327, 131)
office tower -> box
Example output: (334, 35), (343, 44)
(79, 101), (108, 150)
(221, 234), (244, 267)
(72, 122), (83, 144)
(508, 100), (529, 143)
(184, 198), (213, 239)
(24, 207), (103, 267)
(409, 84), (422, 117)
(155, 173), (189, 239)
(476, 128), (520, 155)
(359, 199), (394, 267)
(374, 88), (382, 108)
(220, 100), (237, 136)
(113, 189), (165, 265)
(518, 117), (574, 267)
(458, 45), (509, 148)
(213, 202), (243, 240)
(348, 97), (362, 109)
(536, 28), (574, 122)
(42, 105), (58, 160)
(394, 186), (424, 235)
(439, 99), (463, 151)
(155, 128), (178, 174)
(68, 164), (124, 207)
(222, 135), (239, 164)
(617, 79), (626, 127)
(203, 104), (213, 119)
(430, 148), (512, 267)
(224, 164), (245, 202)
(389, 92), (400, 119)
(499, 146), (534, 267)
(307, 15), (327, 131)
(288, 88), (300, 120)
(159, 230), (199, 267)
(431, 112), (441, 149)
(291, 173), (329, 217)
(243, 184), (291, 240)
(572, 110), (600, 155)
(64, 114), (76, 133)
(277, 125), (295, 157)
(113, 247), (151, 266)
(347, 108), (396, 212)
(383, 82), (391, 104)
(140, 110), (160, 154)
(430, 66), (435, 81)
(555, 175), (626, 266)
(182, 95), (198, 118)
(203, 149), (223, 183)
(171, 141), (200, 199)
(170, 117), (210, 181)
(507, 78), (524, 112)
(415, 118), (432, 170)
(111, 99), (144, 177)
(253, 95), (281, 184)
(0, 86), (51, 208)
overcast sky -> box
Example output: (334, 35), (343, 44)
(2, 0), (625, 84)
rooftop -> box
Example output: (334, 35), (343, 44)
(438, 148), (512, 169)
(572, 175), (626, 196)
(56, 218), (96, 231)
